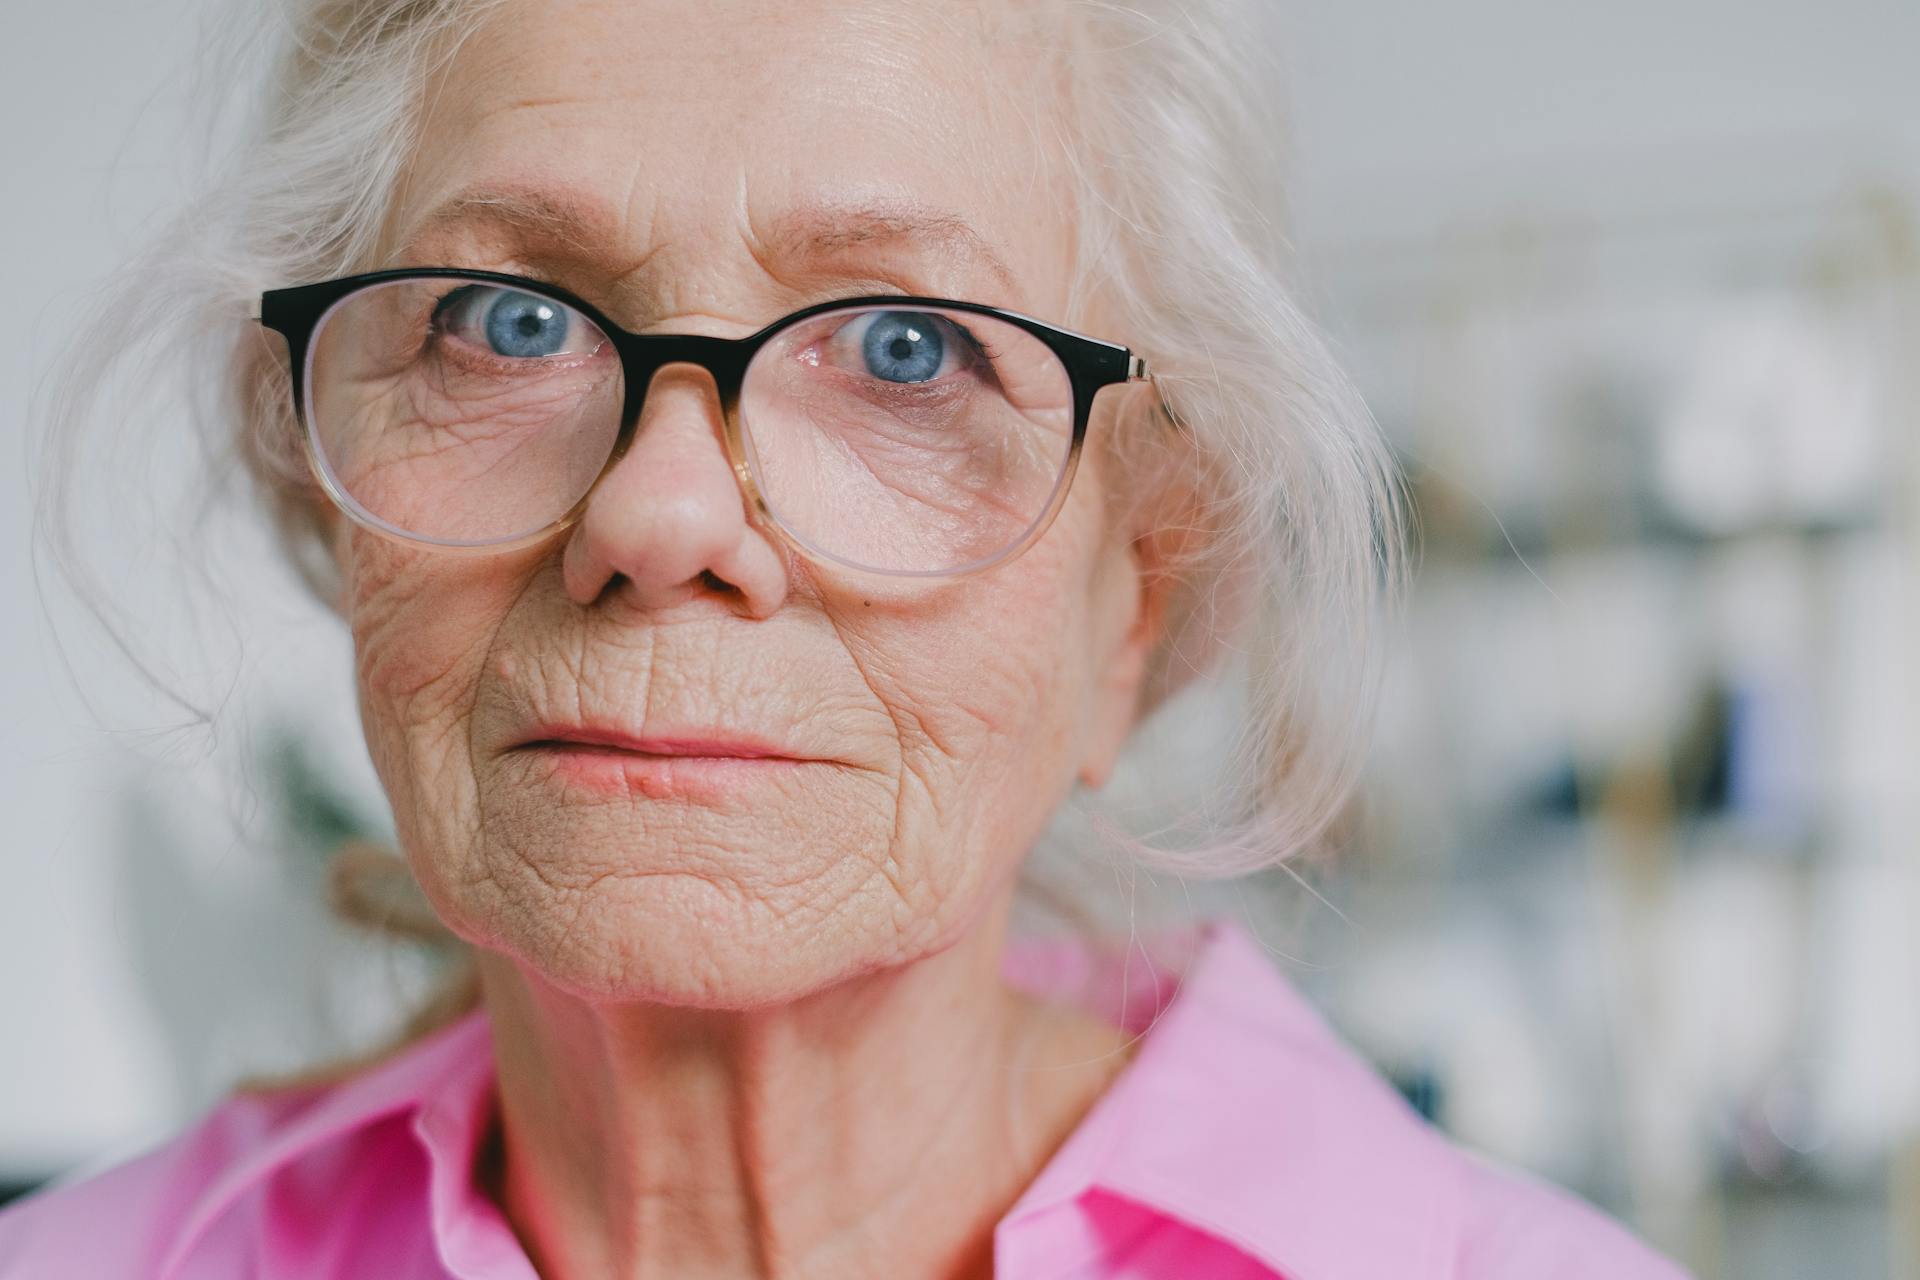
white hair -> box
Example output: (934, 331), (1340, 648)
(32, 0), (1405, 1068)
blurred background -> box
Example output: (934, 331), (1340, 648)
(3, 3), (1916, 1277)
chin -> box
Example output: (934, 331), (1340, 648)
(466, 876), (899, 1009)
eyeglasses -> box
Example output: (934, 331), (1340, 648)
(254, 268), (1166, 578)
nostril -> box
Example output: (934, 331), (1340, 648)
(697, 569), (734, 595)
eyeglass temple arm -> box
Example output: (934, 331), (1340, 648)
(1127, 356), (1186, 435)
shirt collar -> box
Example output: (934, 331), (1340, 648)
(159, 1006), (503, 1278)
(993, 916), (1465, 1279)
(161, 916), (1462, 1280)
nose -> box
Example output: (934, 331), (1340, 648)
(560, 362), (790, 617)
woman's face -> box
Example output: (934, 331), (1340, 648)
(336, 0), (1158, 1004)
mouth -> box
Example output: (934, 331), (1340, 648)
(503, 723), (831, 804)
(503, 725), (825, 775)
(509, 723), (813, 762)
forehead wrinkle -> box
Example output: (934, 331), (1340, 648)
(390, 182), (1022, 303)
(754, 196), (1019, 297)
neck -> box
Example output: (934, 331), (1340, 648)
(473, 899), (1137, 1280)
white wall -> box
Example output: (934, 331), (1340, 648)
(1273, 0), (1919, 252)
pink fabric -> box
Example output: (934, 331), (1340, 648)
(0, 916), (1688, 1278)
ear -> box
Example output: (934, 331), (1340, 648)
(1075, 524), (1178, 791)
(1073, 379), (1210, 791)
(286, 489), (352, 621)
(323, 508), (352, 619)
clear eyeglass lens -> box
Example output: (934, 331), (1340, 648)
(305, 276), (623, 545)
(741, 305), (1076, 574)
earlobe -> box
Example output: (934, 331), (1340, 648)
(316, 501), (353, 620)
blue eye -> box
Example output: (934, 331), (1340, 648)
(859, 311), (948, 383)
(483, 290), (570, 357)
(436, 285), (593, 360)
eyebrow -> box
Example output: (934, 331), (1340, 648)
(392, 185), (1019, 295)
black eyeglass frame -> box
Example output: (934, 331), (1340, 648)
(254, 267), (1167, 577)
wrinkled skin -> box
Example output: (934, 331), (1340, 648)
(347, 0), (1161, 1015)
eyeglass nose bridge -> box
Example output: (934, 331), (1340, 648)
(608, 331), (754, 427)
(598, 329), (771, 523)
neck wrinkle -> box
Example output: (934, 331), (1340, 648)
(472, 898), (1138, 1280)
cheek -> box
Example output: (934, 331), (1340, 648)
(940, 472), (1109, 751)
(353, 550), (479, 709)
(845, 490), (1107, 904)
(343, 534), (527, 816)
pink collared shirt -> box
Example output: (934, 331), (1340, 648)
(0, 916), (1687, 1278)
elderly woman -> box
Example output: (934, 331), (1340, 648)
(3, 1), (1686, 1277)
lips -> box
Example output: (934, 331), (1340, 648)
(509, 723), (807, 761)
